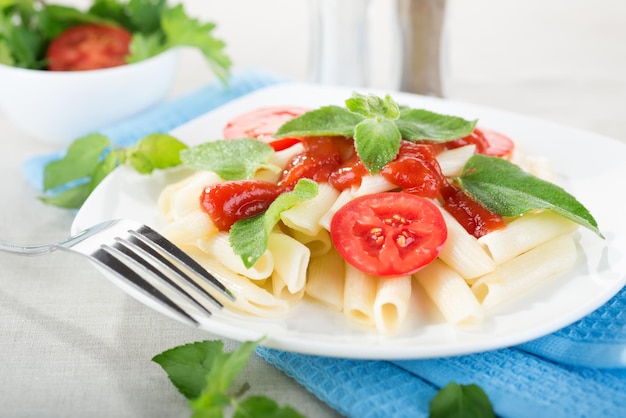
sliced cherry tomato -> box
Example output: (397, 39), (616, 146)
(200, 180), (282, 231)
(478, 127), (515, 158)
(444, 128), (514, 158)
(330, 192), (447, 277)
(223, 106), (310, 151)
(46, 24), (132, 71)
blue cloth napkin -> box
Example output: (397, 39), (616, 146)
(21, 68), (626, 418)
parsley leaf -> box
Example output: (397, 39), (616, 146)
(181, 139), (278, 180)
(229, 179), (319, 268)
(430, 382), (496, 418)
(458, 154), (603, 237)
(152, 339), (304, 418)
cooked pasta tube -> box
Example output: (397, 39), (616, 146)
(197, 232), (274, 280)
(436, 145), (476, 177)
(373, 275), (412, 334)
(281, 182), (339, 236)
(472, 234), (578, 309)
(305, 248), (345, 311)
(478, 211), (579, 264)
(318, 188), (354, 231)
(179, 245), (290, 317)
(158, 171), (222, 221)
(289, 228), (332, 257)
(437, 209), (496, 282)
(267, 232), (310, 294)
(270, 272), (305, 306)
(414, 259), (483, 324)
(343, 263), (377, 327)
(160, 209), (217, 246)
(351, 174), (397, 197)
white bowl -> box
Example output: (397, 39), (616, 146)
(0, 48), (181, 145)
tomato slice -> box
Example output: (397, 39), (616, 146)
(223, 106), (309, 151)
(330, 192), (447, 277)
(478, 127), (515, 158)
(46, 24), (132, 71)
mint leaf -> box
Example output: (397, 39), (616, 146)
(181, 138), (277, 180)
(430, 382), (496, 418)
(41, 132), (187, 209)
(345, 92), (400, 119)
(273, 105), (364, 138)
(395, 108), (477, 141)
(230, 179), (319, 268)
(152, 340), (227, 400)
(127, 133), (187, 174)
(161, 4), (231, 82)
(458, 154), (602, 237)
(354, 117), (401, 173)
(42, 134), (112, 191)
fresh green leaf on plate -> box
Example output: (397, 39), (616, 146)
(230, 179), (319, 268)
(181, 138), (278, 180)
(458, 154), (603, 237)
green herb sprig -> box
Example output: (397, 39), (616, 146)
(153, 339), (496, 418)
(40, 132), (187, 208)
(0, 0), (231, 79)
(274, 92), (477, 173)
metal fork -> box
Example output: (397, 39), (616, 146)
(0, 219), (234, 326)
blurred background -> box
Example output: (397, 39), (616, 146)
(30, 0), (626, 140)
(180, 0), (626, 140)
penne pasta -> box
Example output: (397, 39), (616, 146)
(478, 211), (579, 264)
(472, 234), (578, 309)
(179, 245), (290, 317)
(281, 182), (340, 236)
(436, 145), (476, 177)
(318, 188), (354, 231)
(437, 208), (496, 282)
(373, 275), (412, 334)
(160, 209), (217, 246)
(414, 259), (483, 324)
(289, 228), (332, 257)
(343, 263), (377, 327)
(197, 232), (274, 280)
(267, 232), (310, 294)
(305, 247), (345, 311)
(158, 171), (222, 221)
(351, 174), (397, 197)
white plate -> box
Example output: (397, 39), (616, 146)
(73, 83), (626, 359)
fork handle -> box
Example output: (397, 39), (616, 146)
(0, 240), (56, 256)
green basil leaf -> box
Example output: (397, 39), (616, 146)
(181, 138), (277, 180)
(395, 108), (477, 141)
(458, 154), (602, 237)
(273, 105), (364, 138)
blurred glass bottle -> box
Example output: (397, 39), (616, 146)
(308, 0), (447, 97)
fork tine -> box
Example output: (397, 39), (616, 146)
(131, 225), (235, 301)
(121, 234), (224, 309)
(104, 241), (216, 317)
(91, 249), (199, 326)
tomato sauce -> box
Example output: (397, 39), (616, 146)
(203, 132), (507, 238)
